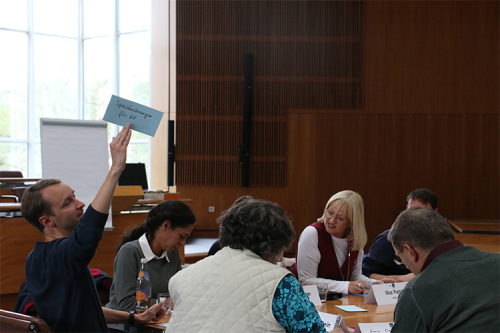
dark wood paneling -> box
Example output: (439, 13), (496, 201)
(176, 0), (364, 188)
(152, 0), (499, 252)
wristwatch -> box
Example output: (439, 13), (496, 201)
(128, 311), (135, 326)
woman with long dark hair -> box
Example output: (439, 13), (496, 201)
(106, 200), (196, 311)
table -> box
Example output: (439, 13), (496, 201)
(0, 178), (40, 184)
(0, 203), (22, 211)
(449, 220), (500, 253)
(142, 294), (395, 331)
(317, 295), (395, 328)
(0, 203), (22, 218)
(448, 219), (500, 233)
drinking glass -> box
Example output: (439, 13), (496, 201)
(157, 293), (173, 314)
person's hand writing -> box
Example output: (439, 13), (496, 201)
(135, 303), (167, 324)
(376, 277), (397, 284)
(109, 123), (132, 174)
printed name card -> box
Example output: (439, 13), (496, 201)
(365, 282), (408, 305)
(318, 312), (349, 333)
(103, 95), (164, 136)
(303, 285), (322, 306)
(354, 322), (394, 333)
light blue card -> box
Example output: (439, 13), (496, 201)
(335, 305), (368, 312)
(103, 95), (164, 136)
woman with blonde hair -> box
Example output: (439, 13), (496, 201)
(292, 190), (389, 294)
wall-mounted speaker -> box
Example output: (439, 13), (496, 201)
(167, 120), (175, 186)
(239, 53), (253, 187)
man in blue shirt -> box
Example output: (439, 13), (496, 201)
(362, 188), (438, 282)
(20, 124), (165, 332)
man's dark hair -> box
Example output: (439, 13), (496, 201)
(407, 188), (438, 209)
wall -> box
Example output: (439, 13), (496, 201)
(0, 213), (146, 310)
(151, 0), (499, 251)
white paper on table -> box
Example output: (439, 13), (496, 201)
(354, 322), (394, 333)
(335, 305), (368, 312)
(303, 285), (322, 306)
(318, 312), (350, 333)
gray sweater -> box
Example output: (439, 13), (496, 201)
(392, 245), (500, 332)
(106, 239), (182, 311)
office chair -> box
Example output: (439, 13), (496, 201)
(0, 309), (51, 333)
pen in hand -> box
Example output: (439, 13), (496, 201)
(334, 314), (343, 328)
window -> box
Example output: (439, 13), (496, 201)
(0, 0), (152, 178)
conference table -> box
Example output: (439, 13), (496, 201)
(108, 294), (395, 332)
(317, 294), (395, 328)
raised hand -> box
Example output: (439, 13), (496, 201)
(109, 123), (132, 174)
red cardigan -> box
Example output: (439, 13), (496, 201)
(292, 222), (358, 281)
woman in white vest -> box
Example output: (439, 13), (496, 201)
(167, 198), (330, 333)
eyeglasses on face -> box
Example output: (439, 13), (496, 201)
(324, 209), (347, 223)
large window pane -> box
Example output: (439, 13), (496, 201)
(31, 141), (42, 178)
(84, 36), (113, 120)
(34, 0), (78, 37)
(4, 2), (153, 178)
(34, 35), (78, 135)
(119, 0), (151, 33)
(0, 0), (27, 30)
(84, 0), (113, 37)
(0, 142), (27, 175)
(120, 32), (151, 144)
(127, 141), (150, 183)
(120, 32), (150, 104)
(0, 30), (28, 139)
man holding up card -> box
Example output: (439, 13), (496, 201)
(20, 124), (166, 332)
(388, 207), (500, 332)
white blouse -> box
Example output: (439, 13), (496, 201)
(296, 225), (372, 294)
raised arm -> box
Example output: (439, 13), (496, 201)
(91, 123), (131, 213)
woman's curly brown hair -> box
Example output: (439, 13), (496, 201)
(218, 198), (295, 262)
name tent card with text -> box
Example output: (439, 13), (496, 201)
(303, 285), (322, 306)
(354, 322), (394, 333)
(318, 312), (349, 333)
(365, 282), (408, 305)
(103, 95), (164, 137)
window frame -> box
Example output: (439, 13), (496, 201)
(0, 0), (152, 179)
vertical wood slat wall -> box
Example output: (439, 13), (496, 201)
(151, 0), (498, 238)
(175, 0), (365, 187)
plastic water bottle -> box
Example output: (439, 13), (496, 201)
(136, 258), (151, 313)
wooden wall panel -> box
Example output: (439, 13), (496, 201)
(176, 0), (364, 188)
(364, 1), (499, 115)
(150, 0), (499, 250)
